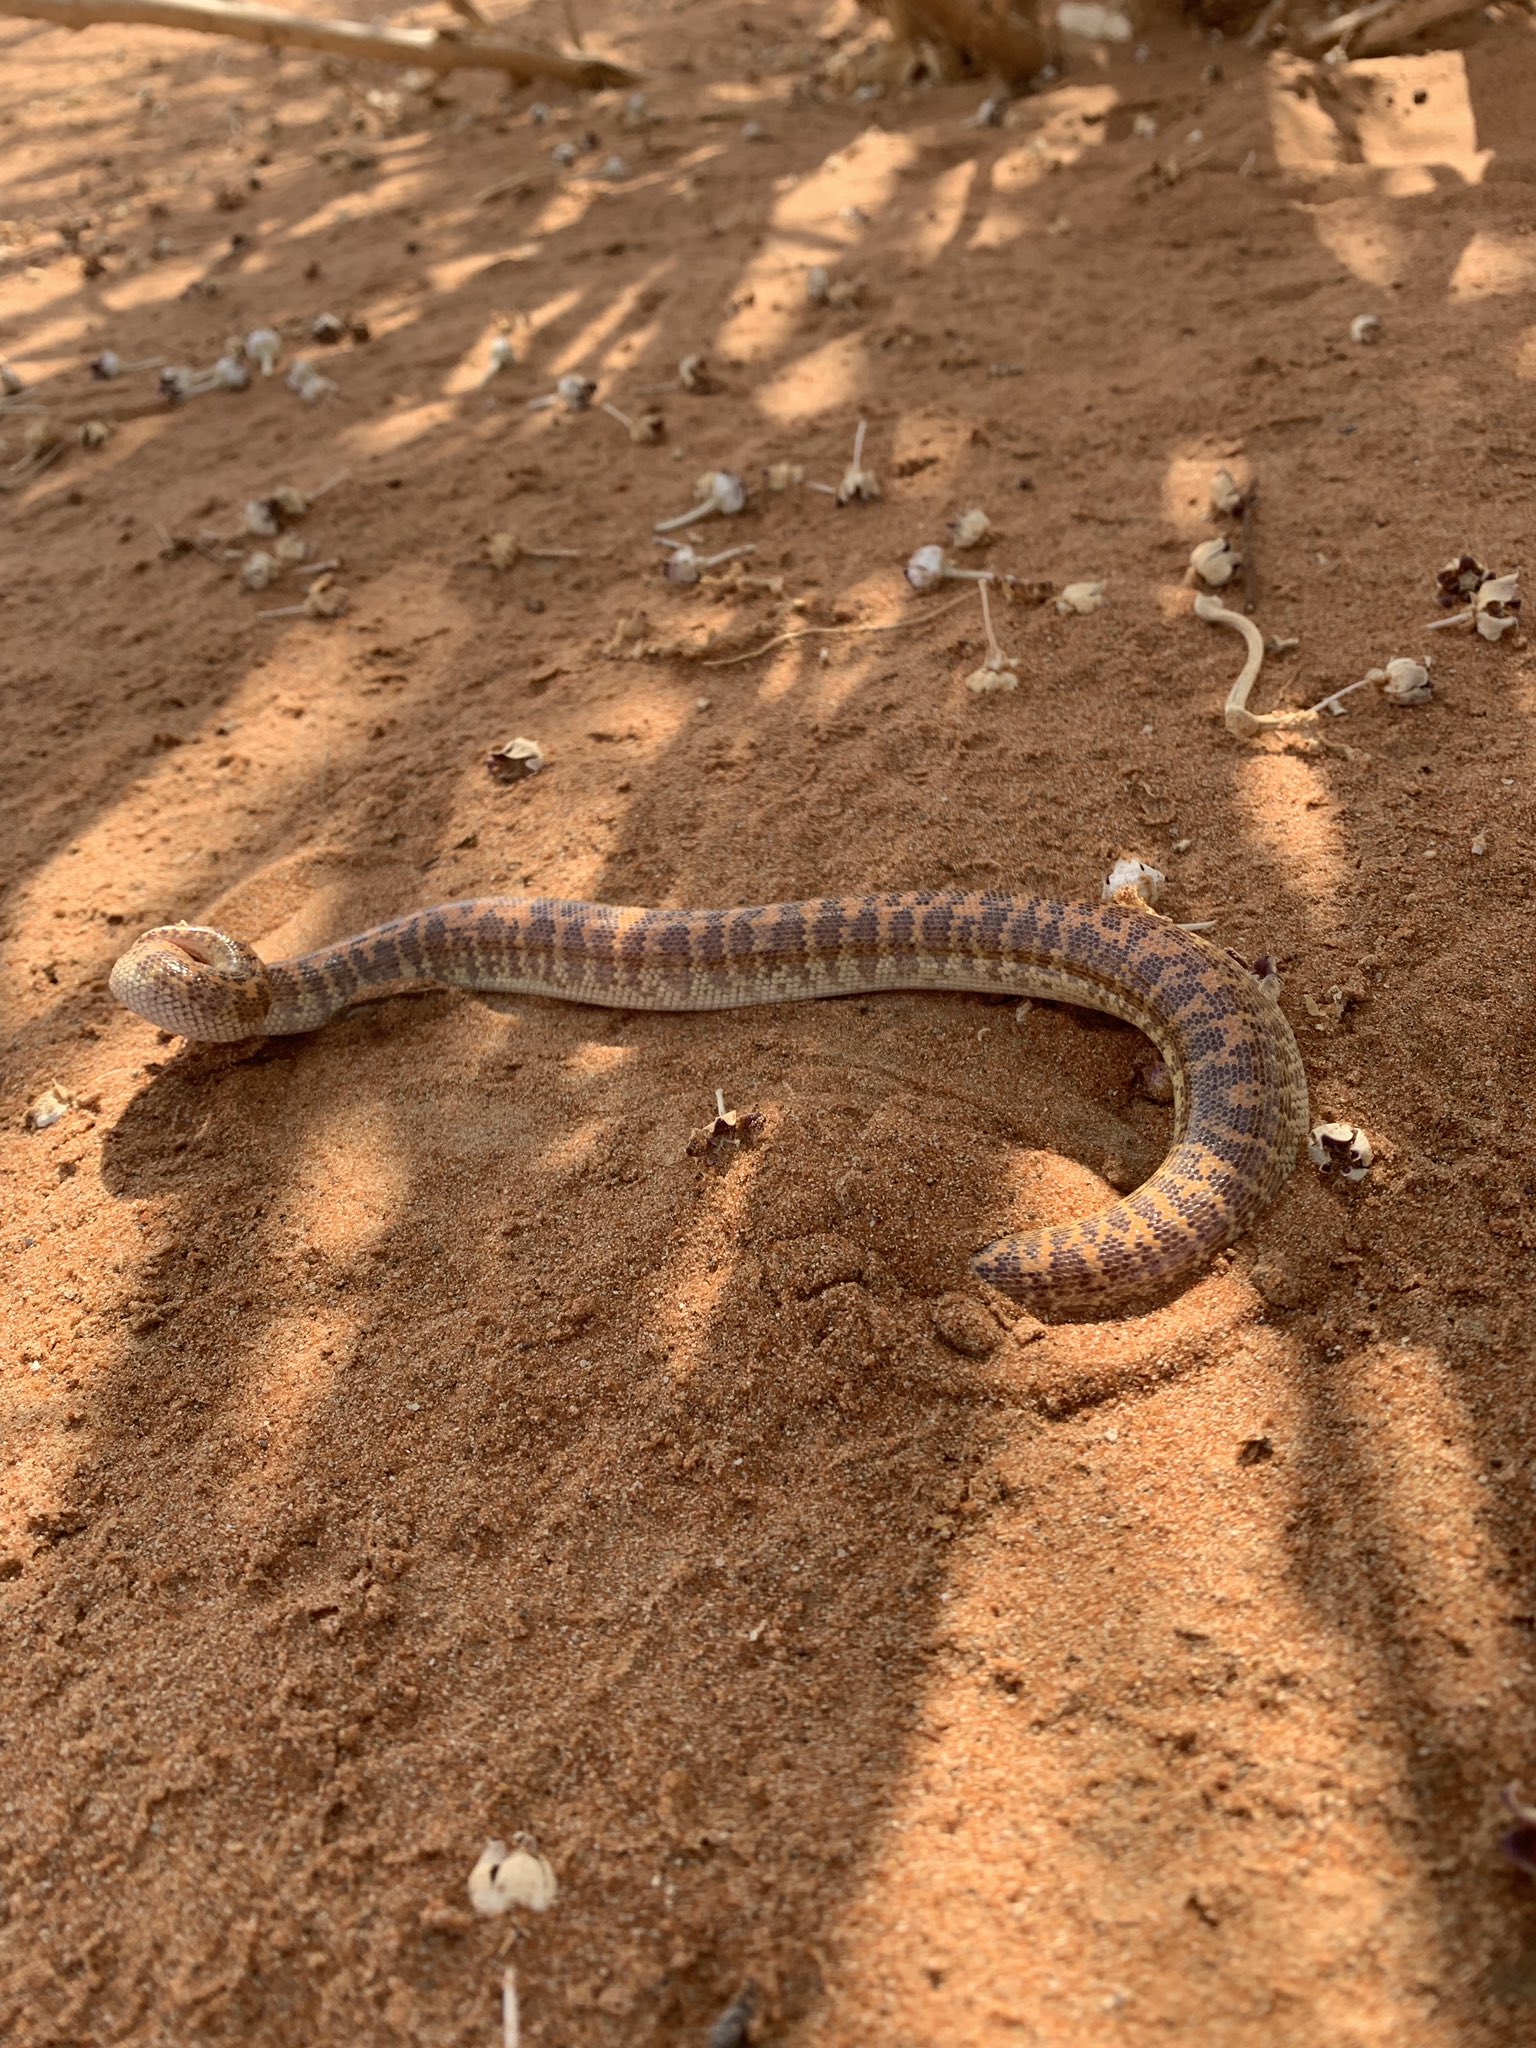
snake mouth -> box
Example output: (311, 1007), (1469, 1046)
(163, 929), (229, 969)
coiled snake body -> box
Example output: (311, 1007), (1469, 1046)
(110, 892), (1308, 1316)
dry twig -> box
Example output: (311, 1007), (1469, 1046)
(0, 0), (639, 85)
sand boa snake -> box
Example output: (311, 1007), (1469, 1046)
(110, 892), (1309, 1315)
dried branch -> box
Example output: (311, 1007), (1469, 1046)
(0, 0), (639, 86)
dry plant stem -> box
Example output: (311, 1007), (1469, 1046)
(1240, 484), (1259, 616)
(699, 592), (972, 669)
(978, 577), (1005, 667)
(0, 442), (66, 490)
(0, 0), (640, 84)
(1195, 593), (1317, 739)
(1302, 0), (1481, 55)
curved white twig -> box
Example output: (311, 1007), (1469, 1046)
(1194, 593), (1316, 739)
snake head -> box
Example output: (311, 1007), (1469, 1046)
(109, 924), (273, 1041)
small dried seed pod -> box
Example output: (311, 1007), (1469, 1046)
(1475, 569), (1521, 642)
(244, 498), (281, 537)
(78, 419), (112, 448)
(1189, 537), (1241, 588)
(486, 736), (545, 783)
(599, 399), (664, 444)
(1308, 1121), (1372, 1181)
(310, 312), (347, 343)
(1436, 553), (1486, 606)
(657, 539), (757, 586)
(654, 470), (747, 534)
(1209, 467), (1246, 517)
(1102, 859), (1165, 907)
(477, 335), (516, 388)
(678, 353), (715, 394)
(805, 265), (830, 306)
(834, 419), (879, 505)
(1350, 313), (1382, 344)
(1370, 658), (1432, 706)
(286, 358), (339, 404)
(905, 545), (997, 592)
(1056, 579), (1106, 614)
(527, 373), (596, 415)
(242, 550), (278, 590)
(246, 327), (282, 374)
(950, 508), (992, 551)
(467, 1839), (557, 1917)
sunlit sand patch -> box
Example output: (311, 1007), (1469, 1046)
(277, 168), (431, 245)
(427, 250), (520, 299)
(907, 159), (977, 266)
(1448, 229), (1536, 300)
(282, 1100), (413, 1262)
(601, 314), (660, 380)
(529, 186), (594, 238)
(446, 321), (521, 397)
(1232, 748), (1345, 911)
(1161, 444), (1247, 537)
(715, 129), (913, 362)
(1297, 196), (1408, 288)
(1267, 51), (1489, 183)
(223, 1317), (352, 1487)
(548, 260), (674, 378)
(775, 125), (917, 236)
(503, 286), (585, 363)
(336, 398), (458, 455)
(4, 261), (107, 321)
(888, 410), (971, 494)
(755, 332), (868, 424)
(1326, 1341), (1512, 1713)
(535, 1110), (625, 1181)
(647, 1151), (762, 1386)
(1350, 54), (1488, 180)
(5, 567), (482, 1026)
(1266, 62), (1350, 175)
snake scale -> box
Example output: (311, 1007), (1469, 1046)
(110, 892), (1309, 1315)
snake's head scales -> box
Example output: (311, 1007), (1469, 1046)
(109, 924), (273, 1041)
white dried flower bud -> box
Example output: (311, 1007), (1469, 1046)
(1189, 537), (1240, 588)
(1209, 467), (1245, 517)
(242, 550), (278, 590)
(246, 323), (282, 372)
(486, 736), (545, 782)
(1102, 860), (1164, 906)
(950, 508), (992, 551)
(905, 544), (946, 592)
(966, 666), (1018, 695)
(1056, 580), (1105, 614)
(1308, 1121), (1372, 1182)
(467, 1839), (557, 1917)
(1350, 314), (1382, 345)
(1371, 658), (1432, 706)
(1475, 569), (1521, 642)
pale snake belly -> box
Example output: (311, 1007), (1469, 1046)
(109, 892), (1309, 1316)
